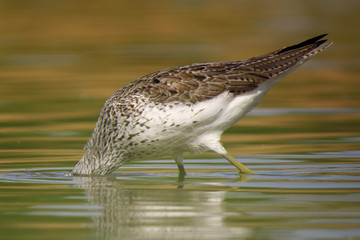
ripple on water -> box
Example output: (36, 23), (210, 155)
(0, 151), (359, 240)
(0, 151), (359, 190)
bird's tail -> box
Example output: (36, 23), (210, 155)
(243, 34), (332, 78)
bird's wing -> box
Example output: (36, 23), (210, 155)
(115, 34), (331, 104)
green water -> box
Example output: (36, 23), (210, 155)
(1, 1), (360, 239)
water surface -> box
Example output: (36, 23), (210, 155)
(1, 108), (360, 240)
(1, 158), (360, 240)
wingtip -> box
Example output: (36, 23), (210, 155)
(313, 33), (328, 40)
(277, 34), (330, 54)
(301, 33), (328, 44)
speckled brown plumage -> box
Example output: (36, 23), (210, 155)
(110, 34), (329, 104)
(70, 34), (332, 176)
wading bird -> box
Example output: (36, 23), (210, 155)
(71, 34), (331, 177)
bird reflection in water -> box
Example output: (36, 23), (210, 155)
(73, 174), (251, 240)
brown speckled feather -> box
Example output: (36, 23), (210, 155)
(70, 34), (332, 176)
(111, 34), (330, 104)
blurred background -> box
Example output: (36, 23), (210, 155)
(0, 0), (359, 161)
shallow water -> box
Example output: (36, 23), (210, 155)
(1, 156), (360, 240)
(1, 108), (360, 240)
(1, 1), (360, 239)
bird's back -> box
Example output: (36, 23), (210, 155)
(109, 34), (331, 105)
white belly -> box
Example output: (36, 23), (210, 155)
(125, 76), (279, 158)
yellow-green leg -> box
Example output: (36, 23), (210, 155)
(221, 153), (254, 174)
(173, 153), (186, 177)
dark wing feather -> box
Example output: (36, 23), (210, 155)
(113, 34), (330, 104)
